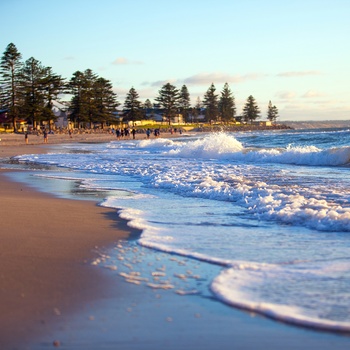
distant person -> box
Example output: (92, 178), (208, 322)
(25, 132), (28, 144)
(43, 129), (48, 143)
(146, 128), (151, 139)
(68, 129), (72, 138)
(132, 128), (136, 139)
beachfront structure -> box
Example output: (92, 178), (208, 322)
(0, 109), (27, 132)
(52, 107), (69, 128)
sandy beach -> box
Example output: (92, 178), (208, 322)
(1, 134), (350, 350)
(0, 136), (140, 349)
(0, 171), (136, 348)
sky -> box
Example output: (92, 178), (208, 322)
(1, 0), (350, 121)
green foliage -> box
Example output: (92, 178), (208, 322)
(219, 82), (236, 122)
(143, 98), (153, 110)
(68, 69), (119, 128)
(155, 83), (180, 122)
(0, 43), (23, 131)
(203, 83), (219, 122)
(20, 57), (64, 128)
(178, 85), (191, 122)
(124, 87), (142, 122)
(94, 77), (119, 126)
(267, 100), (279, 123)
(0, 42), (281, 131)
(242, 95), (261, 123)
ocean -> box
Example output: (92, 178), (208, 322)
(10, 127), (350, 333)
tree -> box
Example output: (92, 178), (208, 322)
(68, 70), (118, 128)
(203, 83), (218, 123)
(41, 66), (65, 130)
(0, 43), (23, 131)
(178, 84), (191, 122)
(155, 83), (180, 124)
(82, 69), (98, 128)
(124, 87), (142, 123)
(219, 82), (236, 123)
(267, 100), (279, 123)
(93, 77), (119, 128)
(20, 57), (48, 128)
(68, 69), (98, 128)
(242, 95), (260, 123)
(143, 99), (153, 110)
(67, 70), (85, 127)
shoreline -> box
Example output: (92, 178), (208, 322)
(1, 136), (350, 349)
(0, 142), (141, 349)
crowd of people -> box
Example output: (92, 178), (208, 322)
(21, 125), (185, 144)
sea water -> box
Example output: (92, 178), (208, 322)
(12, 128), (350, 332)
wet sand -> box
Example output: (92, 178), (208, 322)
(0, 139), (139, 349)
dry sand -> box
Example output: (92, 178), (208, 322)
(1, 134), (350, 350)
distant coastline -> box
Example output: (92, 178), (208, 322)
(192, 120), (350, 132)
(192, 123), (292, 132)
(283, 120), (350, 130)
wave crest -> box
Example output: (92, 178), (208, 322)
(167, 133), (350, 166)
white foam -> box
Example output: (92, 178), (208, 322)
(168, 132), (244, 158)
(211, 261), (350, 332)
(165, 133), (350, 166)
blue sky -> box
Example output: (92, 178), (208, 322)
(1, 0), (349, 120)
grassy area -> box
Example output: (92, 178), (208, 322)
(134, 124), (200, 131)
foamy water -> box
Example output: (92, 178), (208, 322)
(14, 128), (350, 332)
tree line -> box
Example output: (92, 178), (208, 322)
(0, 43), (279, 132)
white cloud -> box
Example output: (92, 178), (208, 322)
(302, 90), (326, 98)
(142, 72), (264, 88)
(276, 71), (321, 77)
(276, 91), (297, 100)
(141, 79), (178, 87)
(183, 72), (264, 85)
(112, 57), (143, 65)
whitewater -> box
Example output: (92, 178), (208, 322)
(13, 127), (350, 333)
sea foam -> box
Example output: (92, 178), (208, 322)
(165, 133), (350, 166)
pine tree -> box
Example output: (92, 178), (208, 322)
(0, 43), (23, 131)
(41, 66), (65, 130)
(20, 57), (49, 128)
(144, 99), (153, 110)
(67, 71), (85, 127)
(242, 95), (260, 124)
(68, 69), (98, 128)
(219, 82), (236, 123)
(93, 77), (119, 128)
(267, 100), (279, 123)
(82, 69), (98, 128)
(124, 87), (142, 123)
(178, 85), (191, 122)
(155, 83), (180, 123)
(203, 83), (218, 123)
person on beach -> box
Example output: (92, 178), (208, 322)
(132, 128), (136, 139)
(68, 129), (72, 138)
(146, 128), (151, 139)
(25, 132), (28, 144)
(43, 129), (48, 143)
